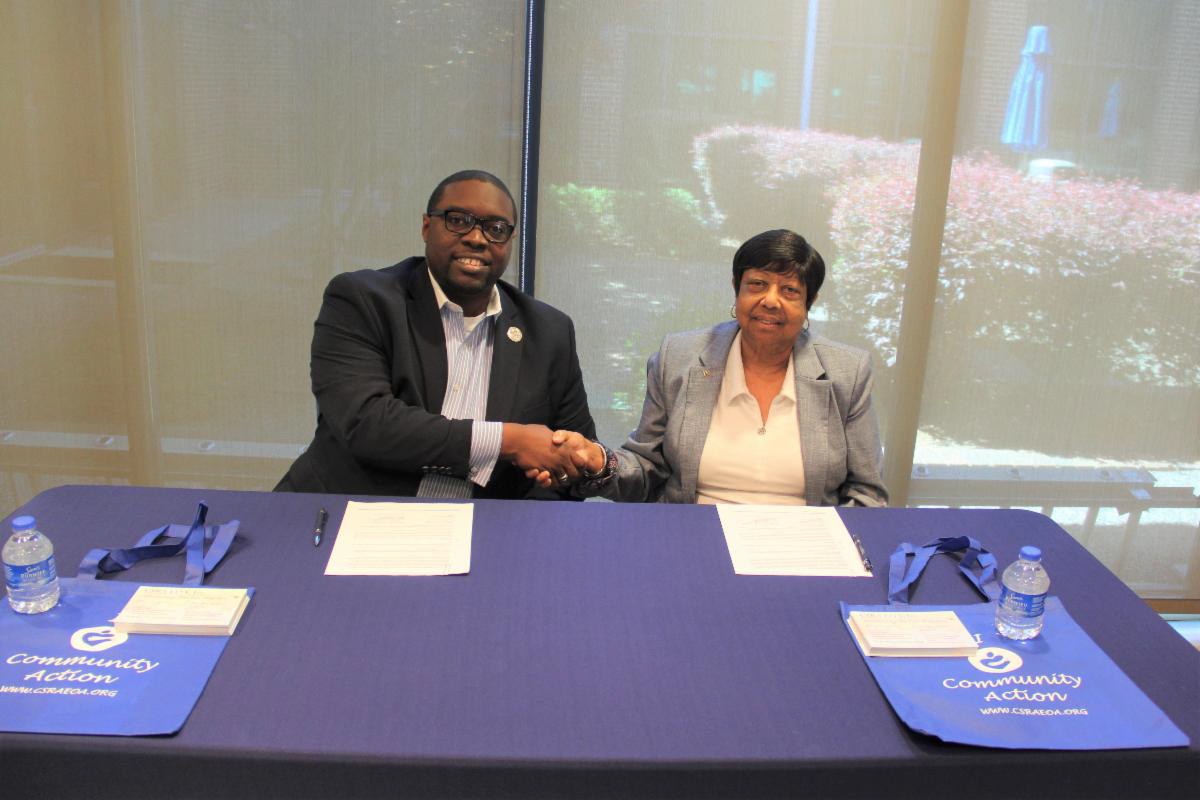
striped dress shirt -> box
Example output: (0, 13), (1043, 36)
(416, 273), (504, 498)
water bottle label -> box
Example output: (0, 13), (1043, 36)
(4, 555), (57, 589)
(999, 585), (1046, 617)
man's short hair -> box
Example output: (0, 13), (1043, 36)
(426, 170), (517, 221)
(731, 229), (825, 310)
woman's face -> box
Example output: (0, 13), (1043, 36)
(733, 268), (810, 350)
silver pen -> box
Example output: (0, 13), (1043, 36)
(851, 534), (873, 573)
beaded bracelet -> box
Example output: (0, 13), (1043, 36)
(579, 441), (617, 490)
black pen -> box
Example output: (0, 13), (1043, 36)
(851, 534), (873, 573)
(313, 507), (328, 547)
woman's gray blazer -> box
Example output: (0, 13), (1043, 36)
(597, 320), (888, 506)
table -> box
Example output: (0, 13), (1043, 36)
(2, 485), (1197, 799)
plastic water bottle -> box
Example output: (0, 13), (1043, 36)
(3, 515), (61, 614)
(995, 545), (1050, 640)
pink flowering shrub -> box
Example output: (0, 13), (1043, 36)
(829, 152), (1199, 387)
(694, 124), (1199, 385)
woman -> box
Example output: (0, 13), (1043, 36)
(542, 229), (887, 506)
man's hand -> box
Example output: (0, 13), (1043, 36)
(501, 423), (584, 489)
(522, 430), (606, 488)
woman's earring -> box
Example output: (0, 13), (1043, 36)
(730, 304), (736, 319)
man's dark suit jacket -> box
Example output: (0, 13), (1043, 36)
(276, 257), (596, 498)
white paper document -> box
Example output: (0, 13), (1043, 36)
(324, 501), (473, 576)
(716, 505), (871, 576)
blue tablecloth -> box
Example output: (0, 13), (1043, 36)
(1, 485), (1197, 799)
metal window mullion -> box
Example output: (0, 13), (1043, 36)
(518, 0), (545, 295)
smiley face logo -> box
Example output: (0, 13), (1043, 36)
(968, 646), (1023, 674)
(70, 626), (128, 652)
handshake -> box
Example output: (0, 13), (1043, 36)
(500, 423), (607, 489)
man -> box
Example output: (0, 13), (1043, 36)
(276, 170), (595, 498)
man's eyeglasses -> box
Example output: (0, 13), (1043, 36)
(428, 210), (516, 244)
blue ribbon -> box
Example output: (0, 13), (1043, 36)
(888, 535), (999, 605)
(77, 502), (239, 587)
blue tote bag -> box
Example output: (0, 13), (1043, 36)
(841, 536), (1189, 750)
(0, 502), (250, 735)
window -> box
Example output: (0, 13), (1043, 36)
(2, 0), (1196, 599)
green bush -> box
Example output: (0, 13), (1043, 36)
(545, 182), (717, 258)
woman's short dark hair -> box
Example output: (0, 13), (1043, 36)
(731, 229), (825, 310)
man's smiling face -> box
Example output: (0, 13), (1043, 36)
(421, 180), (515, 317)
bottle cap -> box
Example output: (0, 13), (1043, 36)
(1019, 545), (1042, 562)
(11, 515), (36, 531)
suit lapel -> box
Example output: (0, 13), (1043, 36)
(677, 323), (736, 501)
(486, 293), (522, 421)
(793, 334), (831, 506)
(405, 261), (449, 413)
